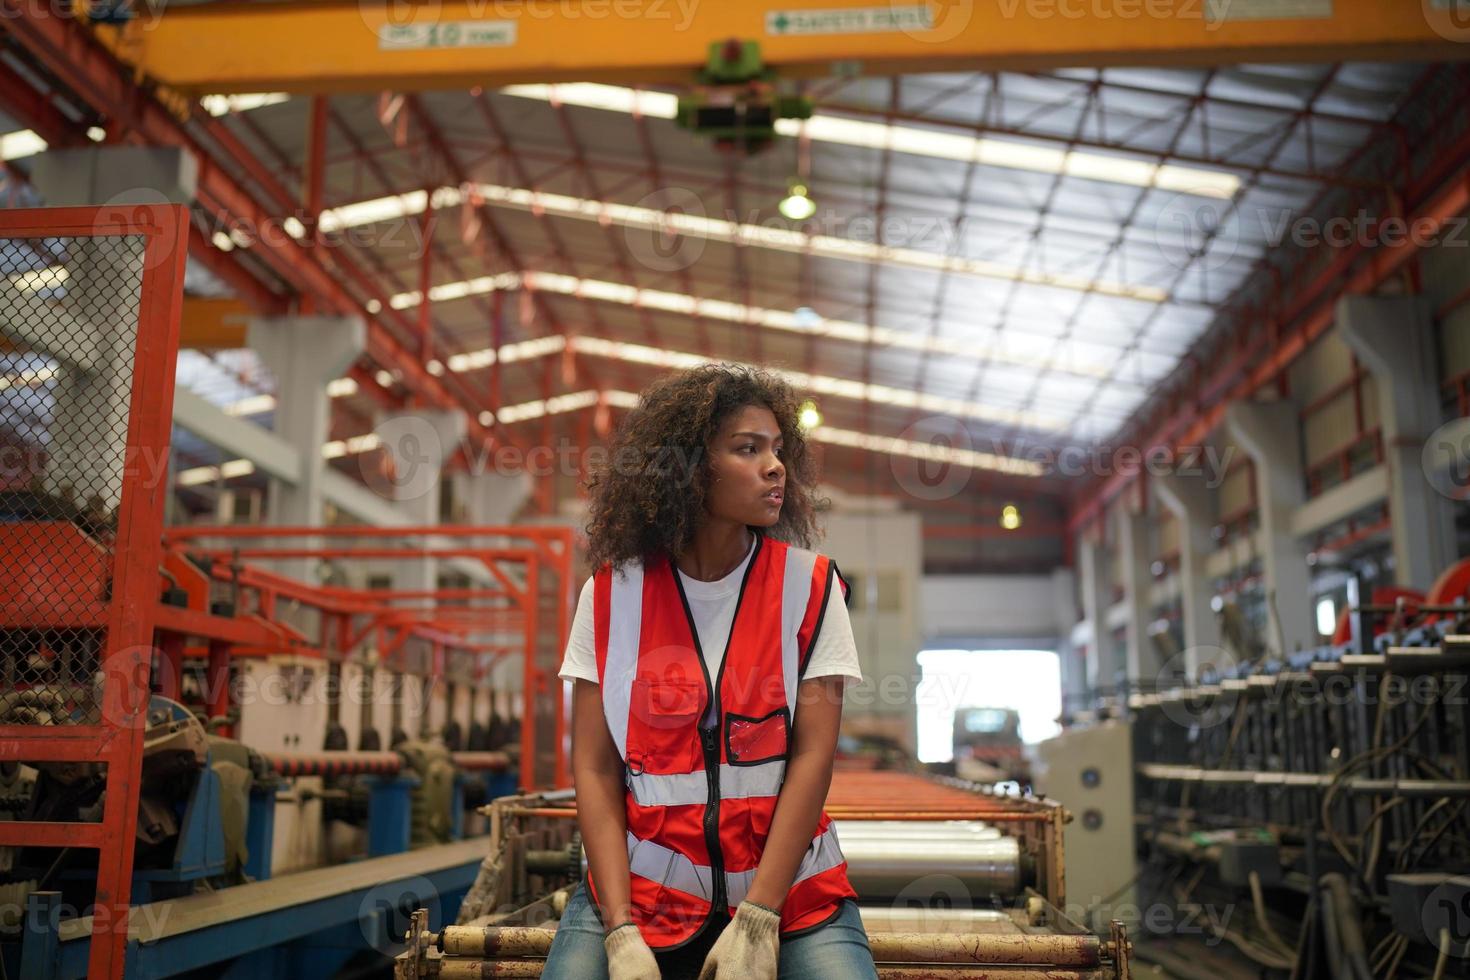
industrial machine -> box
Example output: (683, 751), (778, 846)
(1070, 556), (1470, 977)
(394, 771), (1135, 978)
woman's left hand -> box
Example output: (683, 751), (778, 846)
(696, 902), (780, 979)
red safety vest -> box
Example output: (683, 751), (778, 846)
(587, 533), (856, 949)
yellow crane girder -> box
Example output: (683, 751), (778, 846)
(104, 0), (1466, 95)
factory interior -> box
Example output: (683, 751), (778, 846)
(0, 2), (1469, 978)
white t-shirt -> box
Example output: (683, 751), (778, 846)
(558, 538), (862, 725)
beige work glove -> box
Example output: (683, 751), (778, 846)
(604, 922), (661, 980)
(696, 901), (780, 980)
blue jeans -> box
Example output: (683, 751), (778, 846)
(543, 883), (878, 980)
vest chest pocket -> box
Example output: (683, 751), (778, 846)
(630, 677), (704, 730)
(725, 706), (791, 766)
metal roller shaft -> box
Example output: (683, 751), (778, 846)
(835, 819), (1003, 840)
(434, 929), (1102, 969)
(836, 827), (1021, 899)
(435, 966), (1108, 980)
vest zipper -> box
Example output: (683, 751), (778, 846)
(700, 722), (726, 917)
(669, 535), (763, 931)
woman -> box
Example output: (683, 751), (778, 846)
(547, 365), (878, 980)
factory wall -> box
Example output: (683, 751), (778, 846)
(819, 510), (923, 751)
(920, 572), (1075, 645)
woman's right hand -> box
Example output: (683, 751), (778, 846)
(604, 922), (661, 979)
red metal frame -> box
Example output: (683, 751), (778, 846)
(162, 524), (576, 790)
(0, 204), (188, 980)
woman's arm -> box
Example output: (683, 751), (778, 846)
(742, 675), (845, 909)
(571, 677), (635, 930)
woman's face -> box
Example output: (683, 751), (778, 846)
(704, 404), (786, 528)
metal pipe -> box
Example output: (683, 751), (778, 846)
(435, 926), (1099, 966)
(841, 834), (1021, 899)
(867, 932), (1101, 965)
(262, 749), (402, 777)
(1137, 764), (1470, 796)
(435, 965), (1108, 980)
(835, 820), (1002, 838)
(452, 751), (511, 772)
(856, 907), (1012, 930)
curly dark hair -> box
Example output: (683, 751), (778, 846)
(584, 364), (822, 571)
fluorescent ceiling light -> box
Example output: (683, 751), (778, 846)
(812, 424), (1044, 477)
(0, 130), (47, 161)
(318, 187), (464, 234)
(388, 271), (519, 311)
(465, 183), (1164, 303)
(570, 335), (1064, 432)
(521, 270), (1128, 381)
(502, 83), (678, 119)
(445, 335), (567, 373)
(503, 85), (1239, 199)
(200, 93), (290, 116)
(497, 389), (600, 423)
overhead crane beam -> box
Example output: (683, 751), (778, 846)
(105, 0), (1465, 95)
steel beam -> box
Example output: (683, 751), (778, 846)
(103, 0), (1465, 94)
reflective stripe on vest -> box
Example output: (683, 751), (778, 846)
(600, 562), (644, 759)
(628, 760), (786, 807)
(779, 545), (818, 711)
(628, 823), (847, 908)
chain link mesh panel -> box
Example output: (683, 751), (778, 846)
(0, 233), (146, 727)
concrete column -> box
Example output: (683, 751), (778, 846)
(1225, 400), (1315, 655)
(1050, 567), (1087, 712)
(376, 410), (466, 596)
(249, 316), (365, 594)
(1116, 506), (1155, 689)
(1336, 296), (1457, 589)
(1155, 471), (1223, 677)
(1076, 532), (1111, 694)
(452, 469), (533, 526)
(24, 147), (198, 511)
